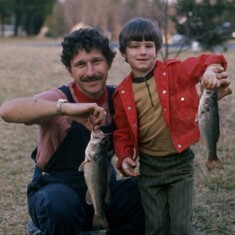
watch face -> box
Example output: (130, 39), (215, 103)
(58, 99), (67, 103)
(56, 99), (67, 115)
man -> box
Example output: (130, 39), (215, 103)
(0, 28), (144, 235)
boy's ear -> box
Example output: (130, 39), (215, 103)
(121, 53), (127, 62)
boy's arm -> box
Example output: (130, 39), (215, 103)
(113, 92), (137, 176)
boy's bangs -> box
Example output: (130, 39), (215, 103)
(128, 23), (154, 42)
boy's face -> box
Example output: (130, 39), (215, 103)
(123, 40), (157, 77)
(70, 48), (110, 99)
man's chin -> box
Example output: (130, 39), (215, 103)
(86, 85), (105, 96)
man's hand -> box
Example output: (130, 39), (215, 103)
(121, 157), (139, 177)
(63, 103), (106, 130)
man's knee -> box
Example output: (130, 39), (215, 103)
(29, 184), (85, 232)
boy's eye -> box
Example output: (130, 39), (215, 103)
(128, 44), (139, 48)
(146, 44), (154, 48)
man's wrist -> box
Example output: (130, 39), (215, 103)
(56, 99), (67, 115)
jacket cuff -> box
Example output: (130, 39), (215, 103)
(205, 54), (227, 70)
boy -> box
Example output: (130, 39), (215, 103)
(113, 17), (231, 235)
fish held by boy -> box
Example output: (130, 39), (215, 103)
(79, 129), (110, 231)
(198, 88), (224, 170)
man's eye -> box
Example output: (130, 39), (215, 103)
(76, 63), (85, 68)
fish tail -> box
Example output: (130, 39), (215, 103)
(206, 158), (224, 170)
(93, 214), (109, 231)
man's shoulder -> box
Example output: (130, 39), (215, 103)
(34, 87), (67, 101)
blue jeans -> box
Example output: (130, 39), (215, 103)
(28, 175), (144, 235)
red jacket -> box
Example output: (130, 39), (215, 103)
(113, 54), (227, 172)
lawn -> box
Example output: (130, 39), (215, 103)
(0, 39), (234, 235)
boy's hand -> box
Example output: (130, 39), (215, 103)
(201, 64), (232, 100)
(201, 65), (225, 89)
(216, 70), (232, 100)
(121, 157), (139, 177)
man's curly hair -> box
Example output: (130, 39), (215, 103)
(61, 28), (116, 72)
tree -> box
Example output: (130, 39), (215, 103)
(0, 0), (56, 36)
(0, 0), (14, 36)
(172, 0), (235, 51)
(45, 1), (69, 37)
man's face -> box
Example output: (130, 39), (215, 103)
(70, 48), (110, 99)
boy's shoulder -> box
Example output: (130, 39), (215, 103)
(159, 58), (180, 66)
(113, 74), (133, 96)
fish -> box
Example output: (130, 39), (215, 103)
(198, 88), (224, 170)
(79, 129), (110, 231)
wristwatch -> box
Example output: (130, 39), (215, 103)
(56, 99), (67, 115)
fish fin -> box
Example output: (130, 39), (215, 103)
(195, 112), (199, 122)
(78, 159), (89, 172)
(93, 214), (109, 231)
(105, 188), (110, 205)
(206, 159), (224, 171)
(198, 136), (204, 146)
(85, 190), (93, 205)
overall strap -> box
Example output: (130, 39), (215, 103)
(58, 85), (75, 103)
(107, 85), (116, 115)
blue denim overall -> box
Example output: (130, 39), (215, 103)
(27, 86), (144, 235)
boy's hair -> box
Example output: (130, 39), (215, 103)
(61, 27), (116, 72)
(119, 18), (163, 54)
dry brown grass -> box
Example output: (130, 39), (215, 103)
(0, 39), (234, 235)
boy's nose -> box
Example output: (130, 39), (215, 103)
(140, 46), (147, 54)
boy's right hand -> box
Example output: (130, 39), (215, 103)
(121, 157), (139, 177)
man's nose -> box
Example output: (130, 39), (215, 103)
(86, 63), (95, 77)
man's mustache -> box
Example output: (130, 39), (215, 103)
(81, 76), (103, 82)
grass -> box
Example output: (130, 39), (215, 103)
(0, 39), (234, 235)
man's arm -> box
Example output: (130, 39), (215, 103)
(0, 97), (106, 130)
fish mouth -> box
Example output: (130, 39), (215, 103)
(91, 129), (105, 139)
(91, 130), (111, 138)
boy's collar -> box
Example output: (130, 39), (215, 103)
(132, 66), (155, 83)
